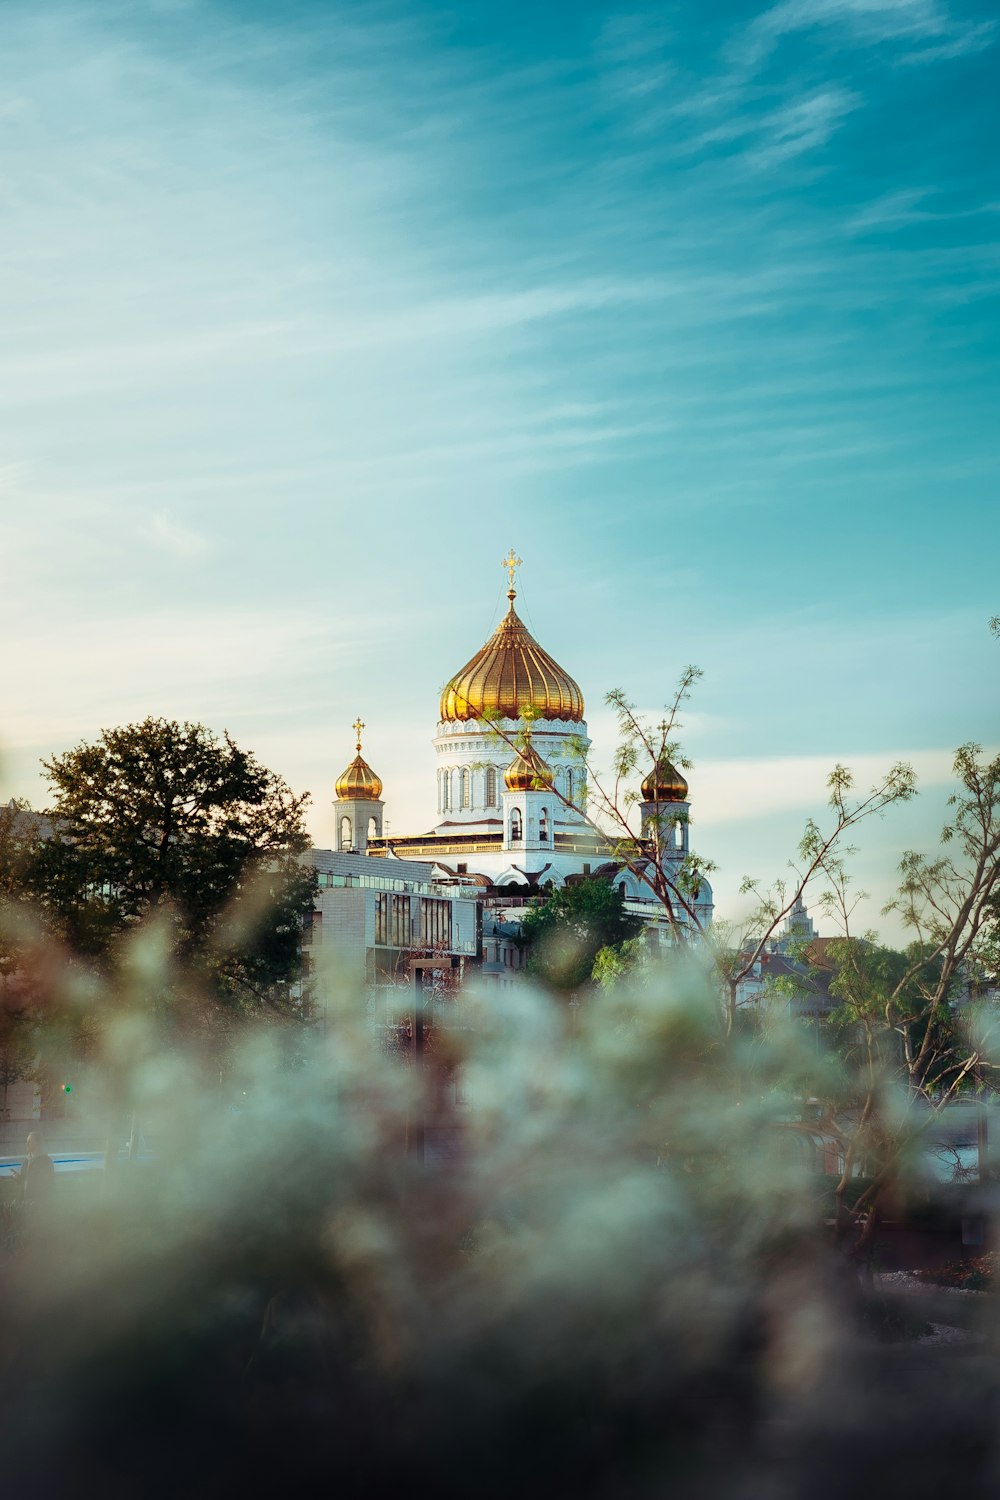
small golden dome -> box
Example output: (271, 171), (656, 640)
(504, 737), (555, 792)
(440, 590), (584, 724)
(335, 756), (382, 801)
(335, 719), (383, 801)
(641, 758), (688, 803)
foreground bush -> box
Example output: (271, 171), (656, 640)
(1, 938), (999, 1500)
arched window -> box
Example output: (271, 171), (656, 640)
(368, 815), (378, 840)
(460, 768), (471, 808)
(675, 820), (684, 850)
(539, 807), (549, 842)
(619, 881), (627, 898)
(566, 768), (575, 804)
(510, 809), (523, 843)
(442, 772), (450, 812)
(339, 815), (352, 851)
(486, 766), (497, 806)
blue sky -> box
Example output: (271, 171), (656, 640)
(2, 0), (997, 933)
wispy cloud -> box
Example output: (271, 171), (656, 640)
(143, 512), (213, 563)
(845, 187), (1000, 232)
(637, 0), (998, 176)
(898, 19), (996, 61)
(744, 86), (861, 167)
(738, 0), (995, 64)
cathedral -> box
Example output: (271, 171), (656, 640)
(330, 552), (714, 930)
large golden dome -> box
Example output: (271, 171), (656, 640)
(504, 736), (555, 792)
(440, 568), (585, 724)
(641, 758), (688, 803)
(335, 720), (383, 801)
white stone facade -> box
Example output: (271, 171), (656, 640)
(432, 717), (590, 832)
(335, 796), (384, 854)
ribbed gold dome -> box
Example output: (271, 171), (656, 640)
(641, 758), (688, 803)
(335, 720), (383, 801)
(440, 594), (585, 724)
(504, 738), (555, 792)
(335, 755), (382, 801)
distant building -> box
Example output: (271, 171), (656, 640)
(736, 898), (837, 1027)
(306, 848), (480, 992)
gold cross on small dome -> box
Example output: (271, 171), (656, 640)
(352, 717), (365, 752)
(502, 548), (523, 597)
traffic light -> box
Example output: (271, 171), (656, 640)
(60, 1082), (72, 1095)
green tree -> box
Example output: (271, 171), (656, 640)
(0, 800), (33, 977)
(0, 1004), (37, 1117)
(519, 878), (643, 994)
(20, 719), (317, 1013)
(591, 935), (647, 991)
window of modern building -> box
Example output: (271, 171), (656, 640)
(376, 892), (412, 947)
(421, 898), (452, 949)
(393, 894), (411, 946)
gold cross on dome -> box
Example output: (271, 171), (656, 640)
(352, 717), (365, 752)
(502, 548), (523, 594)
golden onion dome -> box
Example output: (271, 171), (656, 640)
(335, 755), (382, 801)
(641, 758), (688, 804)
(504, 737), (555, 792)
(440, 569), (584, 724)
(335, 720), (383, 801)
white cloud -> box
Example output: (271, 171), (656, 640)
(692, 749), (952, 825)
(144, 512), (213, 562)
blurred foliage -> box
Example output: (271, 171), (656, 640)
(1, 930), (999, 1497)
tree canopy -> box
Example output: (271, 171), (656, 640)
(519, 878), (643, 994)
(16, 718), (317, 1011)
